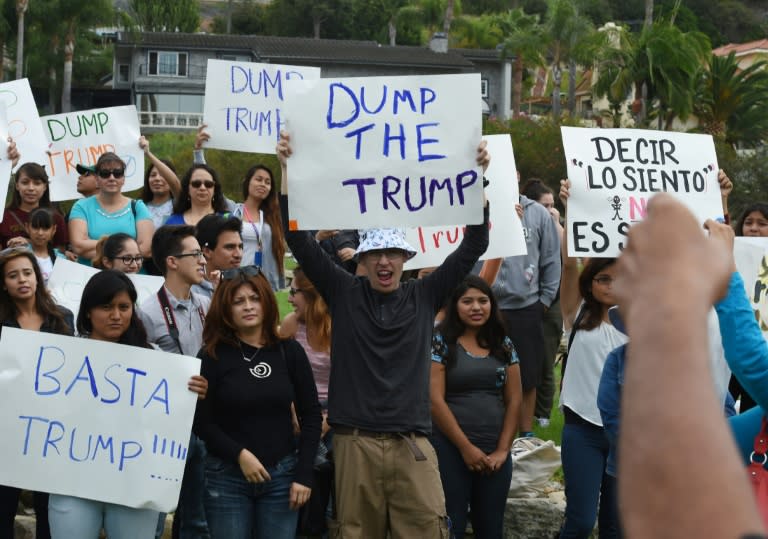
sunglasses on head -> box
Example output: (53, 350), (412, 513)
(221, 265), (262, 281)
(190, 180), (215, 189)
(98, 168), (125, 179)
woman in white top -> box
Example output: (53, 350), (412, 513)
(233, 164), (285, 291)
(557, 179), (626, 539)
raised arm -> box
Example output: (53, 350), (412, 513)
(193, 124), (209, 165)
(559, 179), (581, 330)
(615, 194), (763, 538)
(139, 136), (181, 196)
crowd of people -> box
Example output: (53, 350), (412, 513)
(0, 124), (766, 539)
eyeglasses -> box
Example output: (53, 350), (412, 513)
(593, 276), (614, 286)
(221, 265), (262, 281)
(98, 168), (125, 179)
(114, 255), (143, 266)
(365, 249), (405, 260)
(289, 287), (303, 296)
(190, 180), (215, 189)
(171, 250), (205, 260)
(0, 246), (30, 257)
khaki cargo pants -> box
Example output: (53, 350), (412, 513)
(329, 430), (450, 539)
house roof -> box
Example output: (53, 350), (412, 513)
(713, 39), (768, 57)
(117, 32), (477, 69)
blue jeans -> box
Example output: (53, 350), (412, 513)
(432, 431), (512, 539)
(560, 422), (621, 539)
(204, 452), (298, 539)
(48, 494), (159, 539)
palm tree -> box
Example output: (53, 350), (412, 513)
(15, 0), (28, 79)
(694, 52), (768, 146)
(498, 8), (546, 118)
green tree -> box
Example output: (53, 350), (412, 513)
(59, 0), (112, 112)
(694, 52), (768, 146)
(451, 14), (503, 48)
(499, 8), (546, 118)
(211, 0), (266, 34)
(126, 0), (199, 32)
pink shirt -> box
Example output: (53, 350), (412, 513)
(295, 322), (331, 403)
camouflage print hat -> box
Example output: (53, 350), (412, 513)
(355, 228), (417, 260)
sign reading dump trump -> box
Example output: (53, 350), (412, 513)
(0, 327), (199, 512)
(404, 134), (527, 269)
(203, 59), (321, 154)
(43, 105), (144, 201)
(561, 127), (724, 257)
(283, 73), (482, 229)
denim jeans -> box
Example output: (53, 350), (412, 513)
(432, 431), (511, 539)
(560, 423), (621, 539)
(204, 452), (298, 539)
(48, 494), (159, 539)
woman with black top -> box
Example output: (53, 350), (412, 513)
(430, 275), (522, 539)
(194, 265), (321, 539)
(0, 248), (74, 539)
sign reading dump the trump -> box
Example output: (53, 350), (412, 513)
(283, 73), (482, 229)
(203, 59), (321, 154)
(404, 134), (527, 269)
(561, 127), (723, 257)
(0, 327), (199, 511)
(43, 105), (143, 201)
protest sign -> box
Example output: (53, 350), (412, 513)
(0, 327), (199, 511)
(43, 105), (143, 201)
(48, 259), (164, 318)
(404, 134), (526, 269)
(283, 73), (482, 229)
(561, 127), (723, 257)
(0, 103), (12, 222)
(0, 78), (48, 170)
(203, 59), (320, 154)
(734, 237), (768, 340)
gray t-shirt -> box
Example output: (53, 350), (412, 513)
(432, 333), (518, 453)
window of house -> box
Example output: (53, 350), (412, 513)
(220, 54), (251, 62)
(148, 51), (188, 77)
(118, 64), (130, 83)
(481, 79), (489, 98)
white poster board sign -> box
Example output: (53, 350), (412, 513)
(43, 105), (144, 201)
(404, 134), (526, 269)
(203, 59), (320, 154)
(283, 73), (482, 229)
(561, 127), (723, 257)
(48, 259), (164, 318)
(0, 78), (48, 170)
(0, 103), (12, 222)
(0, 327), (199, 511)
(734, 237), (768, 340)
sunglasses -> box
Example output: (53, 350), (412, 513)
(221, 265), (262, 281)
(289, 287), (303, 296)
(190, 180), (215, 189)
(114, 255), (143, 266)
(98, 168), (125, 179)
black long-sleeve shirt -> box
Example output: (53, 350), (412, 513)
(193, 339), (322, 487)
(283, 195), (490, 434)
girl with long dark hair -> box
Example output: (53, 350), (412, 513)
(557, 179), (626, 539)
(233, 164), (285, 290)
(0, 248), (73, 539)
(166, 164), (228, 227)
(430, 274), (522, 539)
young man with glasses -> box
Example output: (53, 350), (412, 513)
(138, 224), (211, 539)
(193, 214), (244, 298)
(277, 134), (491, 539)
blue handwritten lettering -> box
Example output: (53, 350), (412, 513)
(341, 178), (376, 213)
(44, 420), (65, 457)
(361, 86), (387, 114)
(126, 368), (148, 406)
(143, 379), (170, 415)
(224, 107), (284, 139)
(419, 88), (436, 113)
(93, 435), (115, 464)
(455, 170), (478, 205)
(393, 89), (417, 115)
(19, 415), (48, 455)
(230, 66), (284, 100)
(101, 363), (121, 404)
(119, 441), (142, 471)
(383, 176), (401, 210)
(429, 177), (454, 206)
(35, 346), (65, 395)
(64, 356), (97, 397)
(345, 124), (374, 159)
(68, 428), (91, 462)
(416, 123), (446, 162)
(383, 124), (406, 159)
(327, 83), (359, 128)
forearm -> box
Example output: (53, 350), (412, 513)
(495, 394), (520, 453)
(147, 150), (181, 195)
(431, 398), (474, 452)
(620, 295), (761, 538)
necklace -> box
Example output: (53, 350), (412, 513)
(239, 340), (262, 362)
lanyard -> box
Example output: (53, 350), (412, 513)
(241, 205), (264, 251)
(157, 287), (206, 355)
